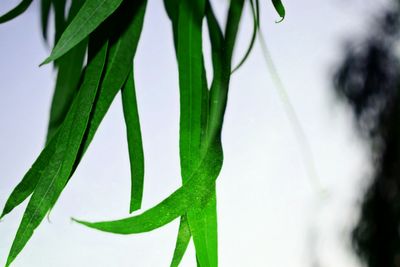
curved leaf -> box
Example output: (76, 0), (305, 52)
(40, 0), (51, 40)
(6, 35), (109, 267)
(0, 135), (57, 219)
(231, 0), (259, 73)
(170, 216), (191, 267)
(1, 0), (147, 226)
(271, 0), (285, 23)
(0, 0), (33, 24)
(73, 142), (223, 234)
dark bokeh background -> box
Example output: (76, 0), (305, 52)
(335, 3), (400, 267)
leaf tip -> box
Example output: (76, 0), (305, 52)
(129, 202), (141, 214)
(39, 57), (52, 67)
(275, 16), (285, 23)
(71, 217), (91, 227)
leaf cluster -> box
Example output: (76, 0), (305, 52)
(0, 0), (285, 266)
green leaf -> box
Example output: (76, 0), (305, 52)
(231, 0), (259, 73)
(41, 0), (124, 65)
(40, 0), (52, 40)
(163, 1), (194, 265)
(0, 0), (147, 225)
(79, 0), (147, 154)
(53, 0), (67, 45)
(0, 0), (33, 24)
(46, 39), (87, 142)
(121, 67), (145, 213)
(170, 216), (191, 267)
(46, 0), (88, 141)
(176, 1), (216, 265)
(0, 136), (57, 219)
(271, 0), (285, 23)
(73, 141), (223, 234)
(75, 2), (245, 265)
(6, 34), (109, 267)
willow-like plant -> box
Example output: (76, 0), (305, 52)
(0, 0), (285, 266)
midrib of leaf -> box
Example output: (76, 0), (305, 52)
(41, 0), (124, 65)
(46, 39), (87, 142)
(75, 3), (245, 267)
(73, 141), (224, 234)
(176, 1), (217, 266)
(0, 1), (147, 226)
(6, 36), (109, 267)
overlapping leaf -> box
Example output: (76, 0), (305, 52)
(41, 0), (125, 65)
(2, 1), (148, 265)
(0, 0), (279, 265)
(75, 2), (246, 267)
(6, 34), (109, 267)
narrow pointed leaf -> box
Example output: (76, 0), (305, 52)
(0, 0), (33, 23)
(46, 39), (87, 142)
(0, 136), (57, 219)
(163, 1), (195, 264)
(176, 1), (220, 266)
(121, 67), (145, 213)
(40, 0), (52, 40)
(170, 216), (191, 267)
(41, 0), (124, 65)
(271, 0), (285, 22)
(75, 0), (245, 256)
(80, 0), (147, 154)
(53, 0), (67, 45)
(0, 0), (147, 225)
(73, 142), (223, 234)
(231, 0), (259, 73)
(6, 36), (109, 267)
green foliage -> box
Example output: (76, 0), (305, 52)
(0, 0), (33, 23)
(0, 0), (286, 265)
(121, 68), (145, 213)
(272, 0), (285, 22)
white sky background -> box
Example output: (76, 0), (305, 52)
(0, 0), (392, 266)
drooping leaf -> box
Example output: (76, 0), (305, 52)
(271, 0), (285, 23)
(40, 0), (52, 40)
(231, 0), (259, 73)
(53, 0), (67, 44)
(0, 135), (57, 219)
(176, 1), (215, 265)
(0, 0), (147, 226)
(170, 216), (192, 267)
(73, 141), (223, 234)
(75, 2), (245, 266)
(79, 0), (147, 154)
(46, 39), (87, 142)
(46, 0), (88, 142)
(177, 0), (205, 181)
(41, 0), (125, 65)
(163, 1), (194, 264)
(0, 0), (33, 24)
(164, 0), (221, 265)
(121, 66), (145, 213)
(6, 34), (109, 267)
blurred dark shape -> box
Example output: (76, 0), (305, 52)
(334, 4), (400, 267)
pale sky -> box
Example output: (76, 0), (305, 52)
(0, 0), (391, 266)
